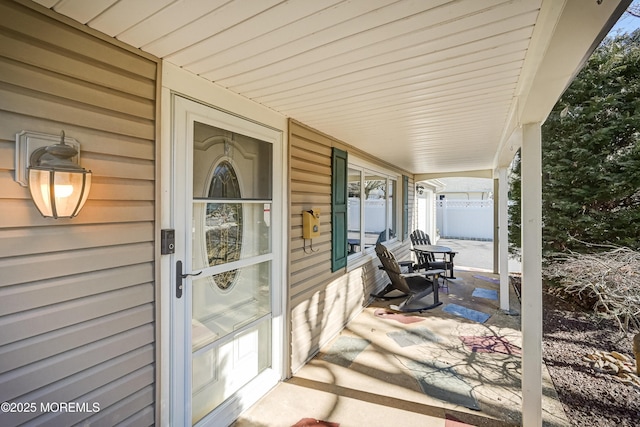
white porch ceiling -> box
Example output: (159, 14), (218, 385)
(31, 0), (628, 175)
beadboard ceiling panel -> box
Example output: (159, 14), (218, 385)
(31, 0), (628, 175)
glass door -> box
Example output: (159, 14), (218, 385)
(171, 95), (282, 426)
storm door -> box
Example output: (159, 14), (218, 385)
(170, 95), (282, 426)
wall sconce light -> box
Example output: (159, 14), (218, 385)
(416, 185), (425, 195)
(16, 130), (92, 219)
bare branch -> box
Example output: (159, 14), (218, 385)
(544, 247), (640, 333)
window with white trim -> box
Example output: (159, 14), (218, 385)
(347, 163), (398, 257)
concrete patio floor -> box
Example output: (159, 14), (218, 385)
(234, 241), (567, 427)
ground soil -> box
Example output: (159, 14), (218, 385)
(513, 276), (640, 426)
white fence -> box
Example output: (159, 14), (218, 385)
(348, 198), (387, 232)
(436, 199), (493, 240)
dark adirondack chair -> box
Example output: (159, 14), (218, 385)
(373, 242), (443, 312)
(409, 229), (456, 278)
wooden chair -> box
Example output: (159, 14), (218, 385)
(409, 229), (456, 278)
(373, 242), (443, 312)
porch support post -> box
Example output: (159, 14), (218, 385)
(498, 167), (510, 312)
(493, 177), (499, 274)
(521, 122), (543, 426)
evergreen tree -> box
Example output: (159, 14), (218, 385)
(510, 29), (640, 254)
(508, 149), (521, 257)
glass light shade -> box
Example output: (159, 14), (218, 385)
(28, 167), (92, 218)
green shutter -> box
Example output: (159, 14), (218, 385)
(403, 175), (409, 240)
(331, 148), (348, 272)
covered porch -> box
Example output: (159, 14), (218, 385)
(2, 1), (631, 426)
(234, 250), (562, 427)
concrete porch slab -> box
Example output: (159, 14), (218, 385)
(234, 248), (567, 427)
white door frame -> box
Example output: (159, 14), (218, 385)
(159, 87), (287, 426)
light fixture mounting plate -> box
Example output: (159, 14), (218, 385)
(14, 130), (80, 187)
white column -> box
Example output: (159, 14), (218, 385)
(521, 122), (543, 426)
(441, 199), (448, 237)
(498, 167), (510, 312)
(493, 177), (499, 274)
(417, 192), (427, 234)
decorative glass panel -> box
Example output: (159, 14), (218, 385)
(208, 161), (240, 198)
(192, 202), (271, 270)
(205, 161), (242, 290)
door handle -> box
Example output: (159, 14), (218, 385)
(176, 260), (202, 298)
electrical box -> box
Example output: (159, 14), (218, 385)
(302, 209), (320, 239)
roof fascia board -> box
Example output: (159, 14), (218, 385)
(519, 0), (631, 124)
(492, 0), (566, 170)
(493, 0), (630, 171)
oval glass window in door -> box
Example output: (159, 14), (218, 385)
(206, 160), (242, 290)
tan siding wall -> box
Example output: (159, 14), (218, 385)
(288, 120), (415, 372)
(0, 2), (158, 426)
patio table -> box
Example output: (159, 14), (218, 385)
(413, 244), (456, 279)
